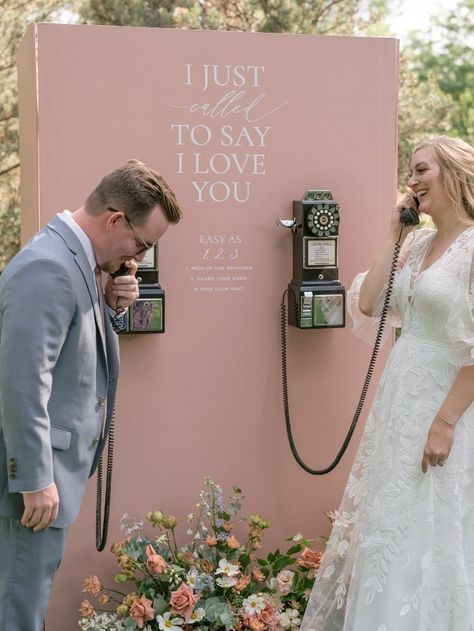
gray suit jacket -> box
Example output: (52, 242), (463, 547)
(0, 216), (120, 528)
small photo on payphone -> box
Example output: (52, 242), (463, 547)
(313, 295), (344, 327)
(129, 298), (163, 332)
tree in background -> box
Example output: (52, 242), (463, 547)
(407, 0), (473, 142)
(80, 0), (388, 36)
(0, 0), (71, 269)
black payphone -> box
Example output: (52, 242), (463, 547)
(279, 191), (420, 475)
(280, 189), (345, 329)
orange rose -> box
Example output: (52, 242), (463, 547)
(183, 551), (196, 566)
(145, 544), (167, 575)
(298, 547), (323, 571)
(223, 521), (234, 532)
(206, 535), (218, 546)
(248, 616), (265, 631)
(79, 600), (96, 618)
(234, 575), (251, 591)
(130, 595), (155, 629)
(82, 575), (102, 596)
(170, 582), (201, 619)
(200, 558), (214, 573)
(227, 535), (240, 549)
(251, 567), (265, 581)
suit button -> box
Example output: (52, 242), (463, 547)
(98, 397), (106, 406)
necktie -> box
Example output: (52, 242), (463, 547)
(95, 266), (107, 438)
(95, 266), (106, 333)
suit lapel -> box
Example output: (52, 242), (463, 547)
(47, 216), (108, 364)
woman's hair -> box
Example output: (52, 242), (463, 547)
(413, 135), (474, 221)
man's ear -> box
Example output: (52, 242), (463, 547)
(104, 210), (124, 233)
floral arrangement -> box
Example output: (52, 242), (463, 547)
(79, 478), (326, 631)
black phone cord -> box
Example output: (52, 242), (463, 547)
(281, 226), (404, 474)
(96, 408), (115, 551)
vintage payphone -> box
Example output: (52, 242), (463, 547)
(279, 189), (345, 329)
(114, 244), (165, 334)
(278, 190), (420, 475)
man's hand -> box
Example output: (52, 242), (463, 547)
(421, 416), (454, 473)
(21, 483), (60, 531)
(105, 259), (139, 311)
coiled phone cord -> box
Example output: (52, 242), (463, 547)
(281, 225), (405, 475)
(96, 408), (115, 551)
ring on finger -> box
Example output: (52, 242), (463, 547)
(438, 459), (446, 467)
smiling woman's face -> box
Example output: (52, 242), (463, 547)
(407, 147), (451, 217)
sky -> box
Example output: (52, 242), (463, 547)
(388, 0), (452, 44)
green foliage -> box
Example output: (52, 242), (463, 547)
(79, 0), (389, 35)
(0, 0), (73, 270)
(408, 0), (473, 139)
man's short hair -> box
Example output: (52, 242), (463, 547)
(85, 159), (182, 224)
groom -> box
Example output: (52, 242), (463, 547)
(0, 160), (182, 630)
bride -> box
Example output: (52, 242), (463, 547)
(300, 136), (474, 631)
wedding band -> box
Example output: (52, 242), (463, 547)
(438, 460), (446, 467)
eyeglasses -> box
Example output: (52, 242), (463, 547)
(107, 207), (156, 254)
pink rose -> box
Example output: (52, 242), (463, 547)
(260, 601), (277, 628)
(276, 569), (295, 595)
(146, 544), (167, 575)
(298, 547), (323, 571)
(130, 595), (155, 629)
(169, 582), (201, 619)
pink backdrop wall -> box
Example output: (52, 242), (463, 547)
(17, 23), (399, 627)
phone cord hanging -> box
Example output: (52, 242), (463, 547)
(281, 225), (405, 475)
(95, 408), (115, 551)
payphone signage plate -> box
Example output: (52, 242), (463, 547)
(304, 237), (337, 268)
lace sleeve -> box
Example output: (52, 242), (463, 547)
(347, 272), (397, 345)
(460, 233), (474, 365)
(347, 228), (433, 345)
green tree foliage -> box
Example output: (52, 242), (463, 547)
(402, 0), (473, 159)
(397, 55), (453, 190)
(80, 0), (387, 36)
(0, 0), (71, 270)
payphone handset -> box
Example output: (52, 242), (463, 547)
(279, 192), (419, 475)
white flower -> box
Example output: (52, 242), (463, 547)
(291, 532), (304, 542)
(187, 513), (194, 521)
(216, 575), (238, 587)
(287, 608), (301, 626)
(267, 578), (278, 590)
(242, 594), (265, 615)
(185, 607), (205, 624)
(215, 559), (240, 576)
(186, 528), (194, 536)
(186, 568), (199, 587)
(157, 612), (184, 631)
(278, 612), (291, 629)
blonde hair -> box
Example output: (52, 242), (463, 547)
(413, 136), (474, 221)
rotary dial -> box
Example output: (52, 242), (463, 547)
(306, 204), (340, 237)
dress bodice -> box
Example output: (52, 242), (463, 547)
(392, 227), (474, 359)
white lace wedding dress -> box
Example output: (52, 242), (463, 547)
(301, 227), (474, 631)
